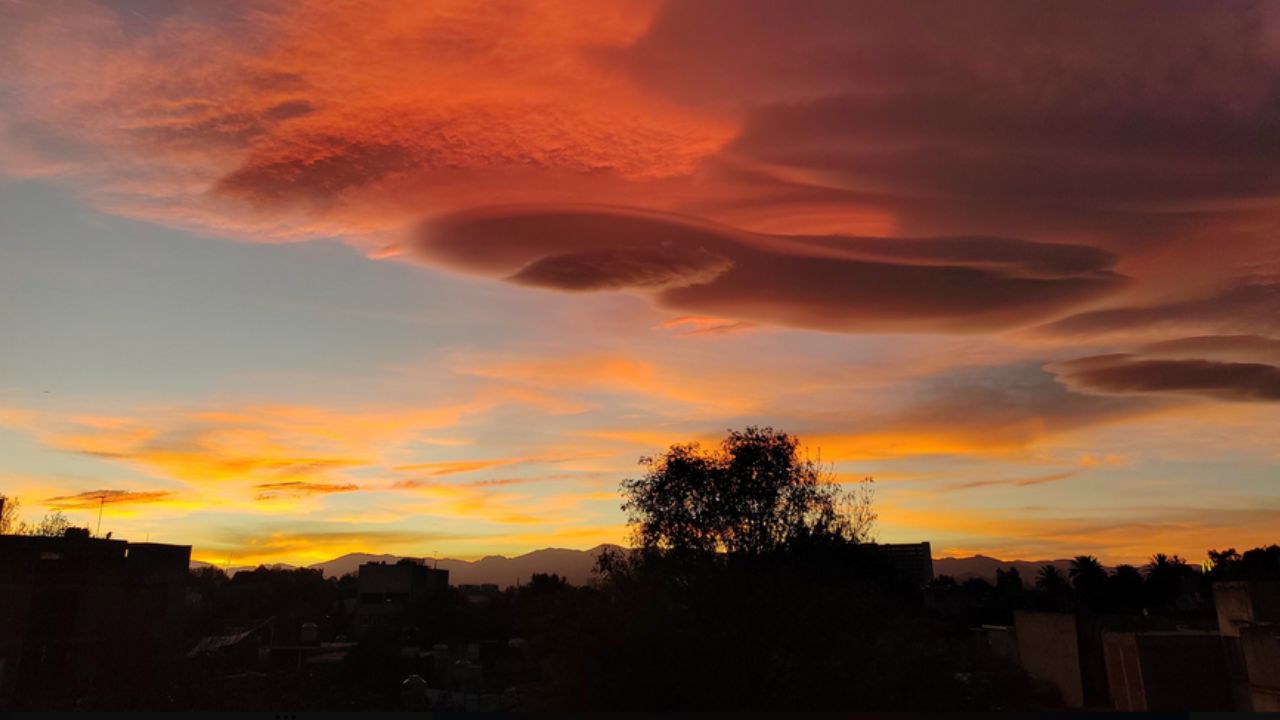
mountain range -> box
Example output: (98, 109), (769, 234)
(192, 545), (622, 587)
(193, 547), (1090, 587)
(932, 555), (1090, 583)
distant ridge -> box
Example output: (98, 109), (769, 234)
(192, 544), (624, 587)
(193, 548), (1102, 587)
(932, 555), (1103, 584)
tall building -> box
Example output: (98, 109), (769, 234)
(0, 529), (190, 709)
(874, 541), (934, 588)
(353, 560), (450, 641)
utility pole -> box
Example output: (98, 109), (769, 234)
(96, 494), (105, 537)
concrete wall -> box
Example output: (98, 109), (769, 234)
(1241, 624), (1280, 712)
(1014, 610), (1083, 707)
(1103, 632), (1232, 711)
(1215, 581), (1280, 637)
(1103, 633), (1145, 711)
(1216, 582), (1256, 637)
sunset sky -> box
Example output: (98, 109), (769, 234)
(2, 0), (1279, 567)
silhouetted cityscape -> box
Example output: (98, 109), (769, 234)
(2, 430), (1278, 712)
(4, 1), (1280, 713)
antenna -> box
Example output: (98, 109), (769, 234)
(96, 494), (105, 537)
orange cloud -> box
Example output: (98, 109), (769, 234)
(656, 316), (756, 337)
(1, 0), (1276, 346)
(0, 388), (561, 507)
(885, 503), (1280, 566)
(44, 489), (177, 509)
(253, 481), (360, 500)
(458, 350), (766, 415)
(0, 0), (735, 246)
(197, 527), (470, 566)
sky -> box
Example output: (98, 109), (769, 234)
(1, 0), (1279, 566)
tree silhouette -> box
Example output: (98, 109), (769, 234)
(620, 426), (872, 556)
(0, 494), (19, 534)
(1035, 564), (1067, 594)
(1068, 555), (1105, 588)
(995, 566), (1023, 592)
(1208, 545), (1280, 581)
(544, 427), (1020, 711)
(1238, 545), (1280, 580)
(1108, 564), (1144, 610)
(1, 496), (78, 537)
(1144, 553), (1192, 610)
(1068, 555), (1107, 608)
(22, 509), (73, 537)
(1207, 548), (1242, 579)
(1035, 564), (1064, 590)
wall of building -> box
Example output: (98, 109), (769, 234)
(1104, 632), (1232, 711)
(1216, 581), (1280, 637)
(0, 535), (189, 709)
(1014, 610), (1083, 707)
(1241, 624), (1280, 712)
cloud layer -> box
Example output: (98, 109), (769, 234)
(3, 0), (1277, 323)
(45, 489), (176, 509)
(3, 0), (1280, 564)
(1055, 335), (1280, 402)
(419, 206), (1125, 332)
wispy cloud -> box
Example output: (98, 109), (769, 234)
(936, 471), (1080, 493)
(45, 489), (177, 509)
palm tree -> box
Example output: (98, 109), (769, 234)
(1035, 564), (1068, 593)
(1068, 555), (1106, 589)
(1108, 564), (1144, 609)
(1145, 553), (1191, 609)
(1145, 553), (1189, 581)
(1068, 555), (1108, 609)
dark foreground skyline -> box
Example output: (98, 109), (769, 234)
(2, 0), (1279, 711)
(3, 519), (1278, 711)
(3, 428), (1279, 711)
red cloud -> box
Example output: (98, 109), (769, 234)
(418, 206), (1125, 333)
(1, 0), (1277, 340)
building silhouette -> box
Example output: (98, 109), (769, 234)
(875, 541), (935, 588)
(0, 528), (190, 709)
(353, 560), (449, 641)
(1215, 581), (1280, 710)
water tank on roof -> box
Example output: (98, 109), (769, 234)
(401, 674), (429, 710)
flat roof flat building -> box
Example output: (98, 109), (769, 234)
(353, 560), (449, 641)
(0, 530), (190, 709)
(874, 542), (934, 588)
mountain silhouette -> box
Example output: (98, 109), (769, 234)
(192, 548), (1092, 587)
(932, 555), (1099, 583)
(192, 544), (623, 587)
